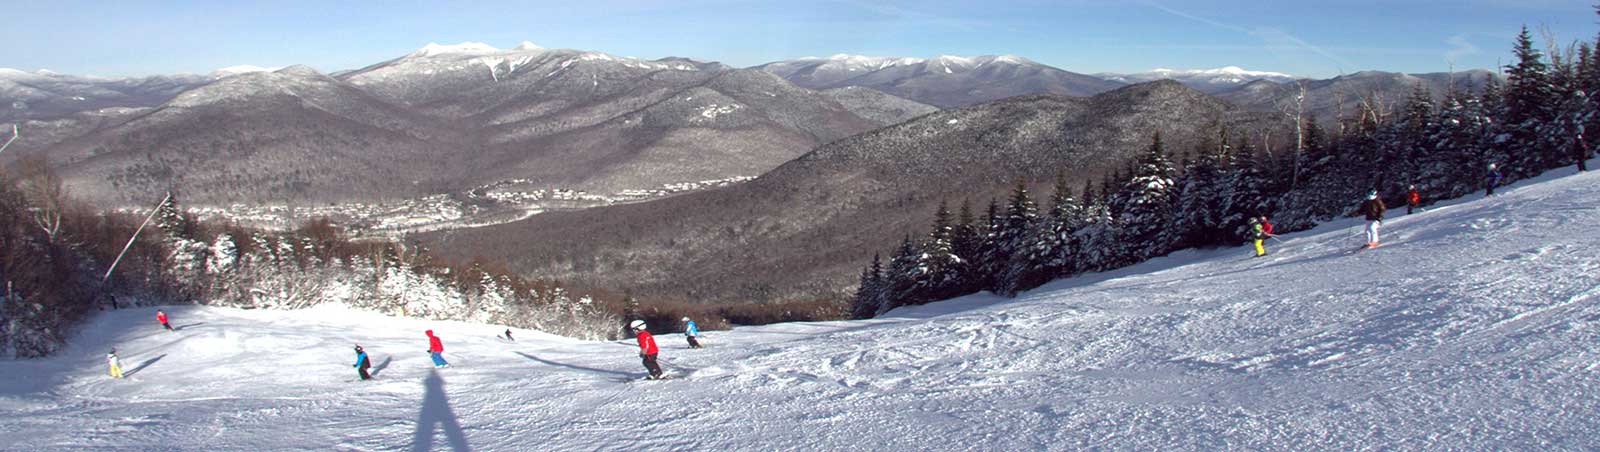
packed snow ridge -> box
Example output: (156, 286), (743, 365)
(2, 166), (1598, 450)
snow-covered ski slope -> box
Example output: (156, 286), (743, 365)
(4, 167), (1600, 451)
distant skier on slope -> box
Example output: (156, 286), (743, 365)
(1406, 185), (1420, 215)
(1485, 163), (1504, 196)
(1249, 216), (1269, 257)
(107, 349), (124, 379)
(1575, 130), (1589, 172)
(156, 310), (172, 332)
(425, 330), (450, 368)
(1359, 190), (1386, 249)
(503, 328), (515, 342)
(630, 320), (664, 380)
(682, 317), (702, 349)
(353, 345), (372, 381)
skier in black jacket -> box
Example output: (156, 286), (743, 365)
(1359, 190), (1386, 249)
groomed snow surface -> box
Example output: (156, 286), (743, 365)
(4, 167), (1600, 451)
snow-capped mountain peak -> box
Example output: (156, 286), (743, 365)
(410, 42), (504, 57)
(0, 67), (35, 78)
(211, 65), (278, 78)
(1098, 66), (1296, 93)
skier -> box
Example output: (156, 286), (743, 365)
(353, 345), (372, 380)
(1576, 131), (1589, 172)
(1485, 163), (1503, 196)
(1359, 190), (1386, 249)
(630, 320), (664, 380)
(107, 349), (124, 379)
(1248, 216), (1268, 257)
(503, 328), (515, 342)
(1406, 185), (1420, 215)
(425, 330), (449, 368)
(682, 317), (702, 349)
(156, 310), (172, 332)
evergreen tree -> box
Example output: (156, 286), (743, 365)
(153, 191), (193, 241)
(1111, 132), (1180, 261)
(950, 200), (983, 293)
(1504, 25), (1557, 175)
(849, 254), (883, 319)
(1219, 142), (1270, 241)
(914, 200), (966, 301)
(989, 181), (1039, 296)
(1175, 130), (1228, 246)
(876, 235), (922, 316)
(1012, 173), (1088, 292)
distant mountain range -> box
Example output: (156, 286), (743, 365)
(4, 43), (935, 205)
(1212, 69), (1499, 122)
(425, 81), (1279, 304)
(1095, 66), (1297, 93)
(756, 54), (1123, 108)
(1, 41), (1497, 210)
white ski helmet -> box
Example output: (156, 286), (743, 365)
(681, 317), (691, 322)
(629, 320), (646, 330)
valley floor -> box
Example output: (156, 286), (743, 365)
(2, 167), (1599, 451)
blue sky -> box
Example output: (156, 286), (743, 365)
(1, 0), (1593, 78)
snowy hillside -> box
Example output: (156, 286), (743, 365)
(4, 167), (1599, 450)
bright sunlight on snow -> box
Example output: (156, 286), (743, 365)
(2, 168), (1599, 451)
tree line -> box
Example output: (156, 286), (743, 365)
(853, 24), (1598, 318)
(0, 172), (622, 358)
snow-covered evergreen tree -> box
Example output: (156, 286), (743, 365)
(1012, 173), (1087, 293)
(1111, 132), (1179, 261)
(876, 236), (923, 315)
(914, 200), (966, 301)
(1504, 26), (1558, 177)
(988, 181), (1039, 296)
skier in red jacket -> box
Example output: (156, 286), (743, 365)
(1406, 185), (1420, 215)
(425, 330), (449, 368)
(630, 320), (664, 379)
(156, 310), (173, 332)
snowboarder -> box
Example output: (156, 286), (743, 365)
(1248, 216), (1268, 257)
(1406, 185), (1420, 215)
(1485, 163), (1503, 196)
(682, 317), (702, 349)
(107, 349), (124, 379)
(353, 345), (372, 380)
(156, 310), (172, 332)
(1359, 190), (1386, 249)
(503, 328), (515, 342)
(425, 330), (449, 368)
(630, 320), (664, 379)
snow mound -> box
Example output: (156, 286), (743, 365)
(2, 167), (1598, 450)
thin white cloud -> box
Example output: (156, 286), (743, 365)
(1140, 1), (1357, 72)
(837, 0), (990, 31)
(1445, 34), (1482, 63)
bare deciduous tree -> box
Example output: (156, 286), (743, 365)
(17, 157), (64, 243)
(1278, 80), (1310, 187)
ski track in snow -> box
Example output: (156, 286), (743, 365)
(3, 167), (1600, 451)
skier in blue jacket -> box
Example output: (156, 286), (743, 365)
(353, 345), (372, 380)
(682, 317), (703, 349)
